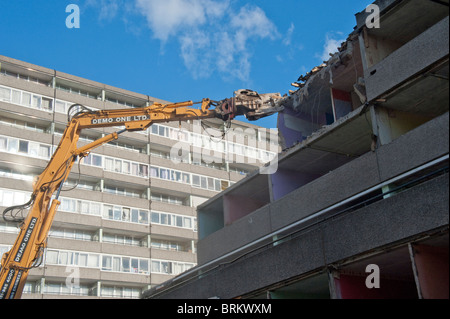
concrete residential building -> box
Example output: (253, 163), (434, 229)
(144, 0), (449, 299)
(0, 55), (278, 298)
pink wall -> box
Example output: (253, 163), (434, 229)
(223, 194), (266, 226)
(334, 274), (417, 299)
(413, 244), (449, 299)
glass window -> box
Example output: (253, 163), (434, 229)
(122, 208), (130, 222)
(151, 261), (160, 273)
(123, 161), (131, 174)
(102, 256), (112, 271)
(215, 179), (221, 191)
(139, 210), (148, 224)
(103, 205), (113, 219)
(140, 259), (149, 274)
(79, 253), (88, 267)
(161, 261), (171, 274)
(114, 159), (122, 173)
(176, 216), (183, 227)
(46, 250), (58, 264)
(160, 213), (168, 225)
(22, 92), (31, 106)
(131, 163), (139, 176)
(184, 217), (192, 229)
(0, 87), (11, 101)
(92, 154), (102, 167)
(131, 209), (139, 223)
(7, 139), (18, 153)
(192, 175), (200, 187)
(58, 251), (68, 265)
(131, 258), (139, 273)
(28, 142), (39, 157)
(151, 212), (159, 224)
(113, 257), (121, 272)
(42, 97), (53, 111)
(160, 168), (168, 180)
(201, 176), (207, 189)
(55, 100), (66, 113)
(122, 257), (130, 272)
(150, 166), (158, 178)
(88, 254), (99, 268)
(0, 137), (7, 150)
(158, 126), (166, 137)
(113, 206), (121, 220)
(39, 145), (50, 158)
(12, 90), (21, 104)
(32, 95), (41, 108)
(105, 158), (114, 171)
(91, 203), (101, 216)
(207, 178), (214, 190)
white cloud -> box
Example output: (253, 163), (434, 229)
(85, 0), (122, 21)
(133, 0), (279, 81)
(320, 32), (346, 61)
(88, 0), (280, 81)
(282, 23), (295, 46)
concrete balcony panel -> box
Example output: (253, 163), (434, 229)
(150, 249), (196, 263)
(197, 205), (272, 265)
(53, 211), (102, 229)
(376, 111), (449, 181)
(100, 192), (150, 209)
(47, 237), (101, 253)
(55, 90), (104, 110)
(100, 271), (150, 284)
(365, 16), (449, 102)
(150, 224), (196, 240)
(0, 75), (53, 97)
(101, 242), (150, 258)
(101, 219), (150, 235)
(150, 201), (195, 216)
(0, 101), (54, 122)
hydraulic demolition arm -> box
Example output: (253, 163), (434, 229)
(0, 89), (282, 299)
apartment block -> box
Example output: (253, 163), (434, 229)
(144, 0), (449, 299)
(0, 55), (278, 298)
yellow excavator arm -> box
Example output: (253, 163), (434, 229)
(0, 90), (282, 299)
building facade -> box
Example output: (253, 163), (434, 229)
(144, 0), (449, 299)
(0, 55), (278, 298)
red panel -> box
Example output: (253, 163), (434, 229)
(413, 244), (449, 299)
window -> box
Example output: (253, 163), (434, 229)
(7, 139), (18, 153)
(0, 137), (7, 150)
(192, 175), (200, 187)
(55, 100), (66, 113)
(39, 145), (50, 158)
(42, 97), (53, 111)
(0, 87), (11, 101)
(102, 256), (112, 271)
(18, 140), (28, 154)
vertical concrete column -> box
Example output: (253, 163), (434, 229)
(98, 228), (103, 243)
(96, 281), (101, 297)
(39, 277), (45, 294)
(190, 240), (195, 253)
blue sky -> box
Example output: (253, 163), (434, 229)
(0, 0), (371, 128)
